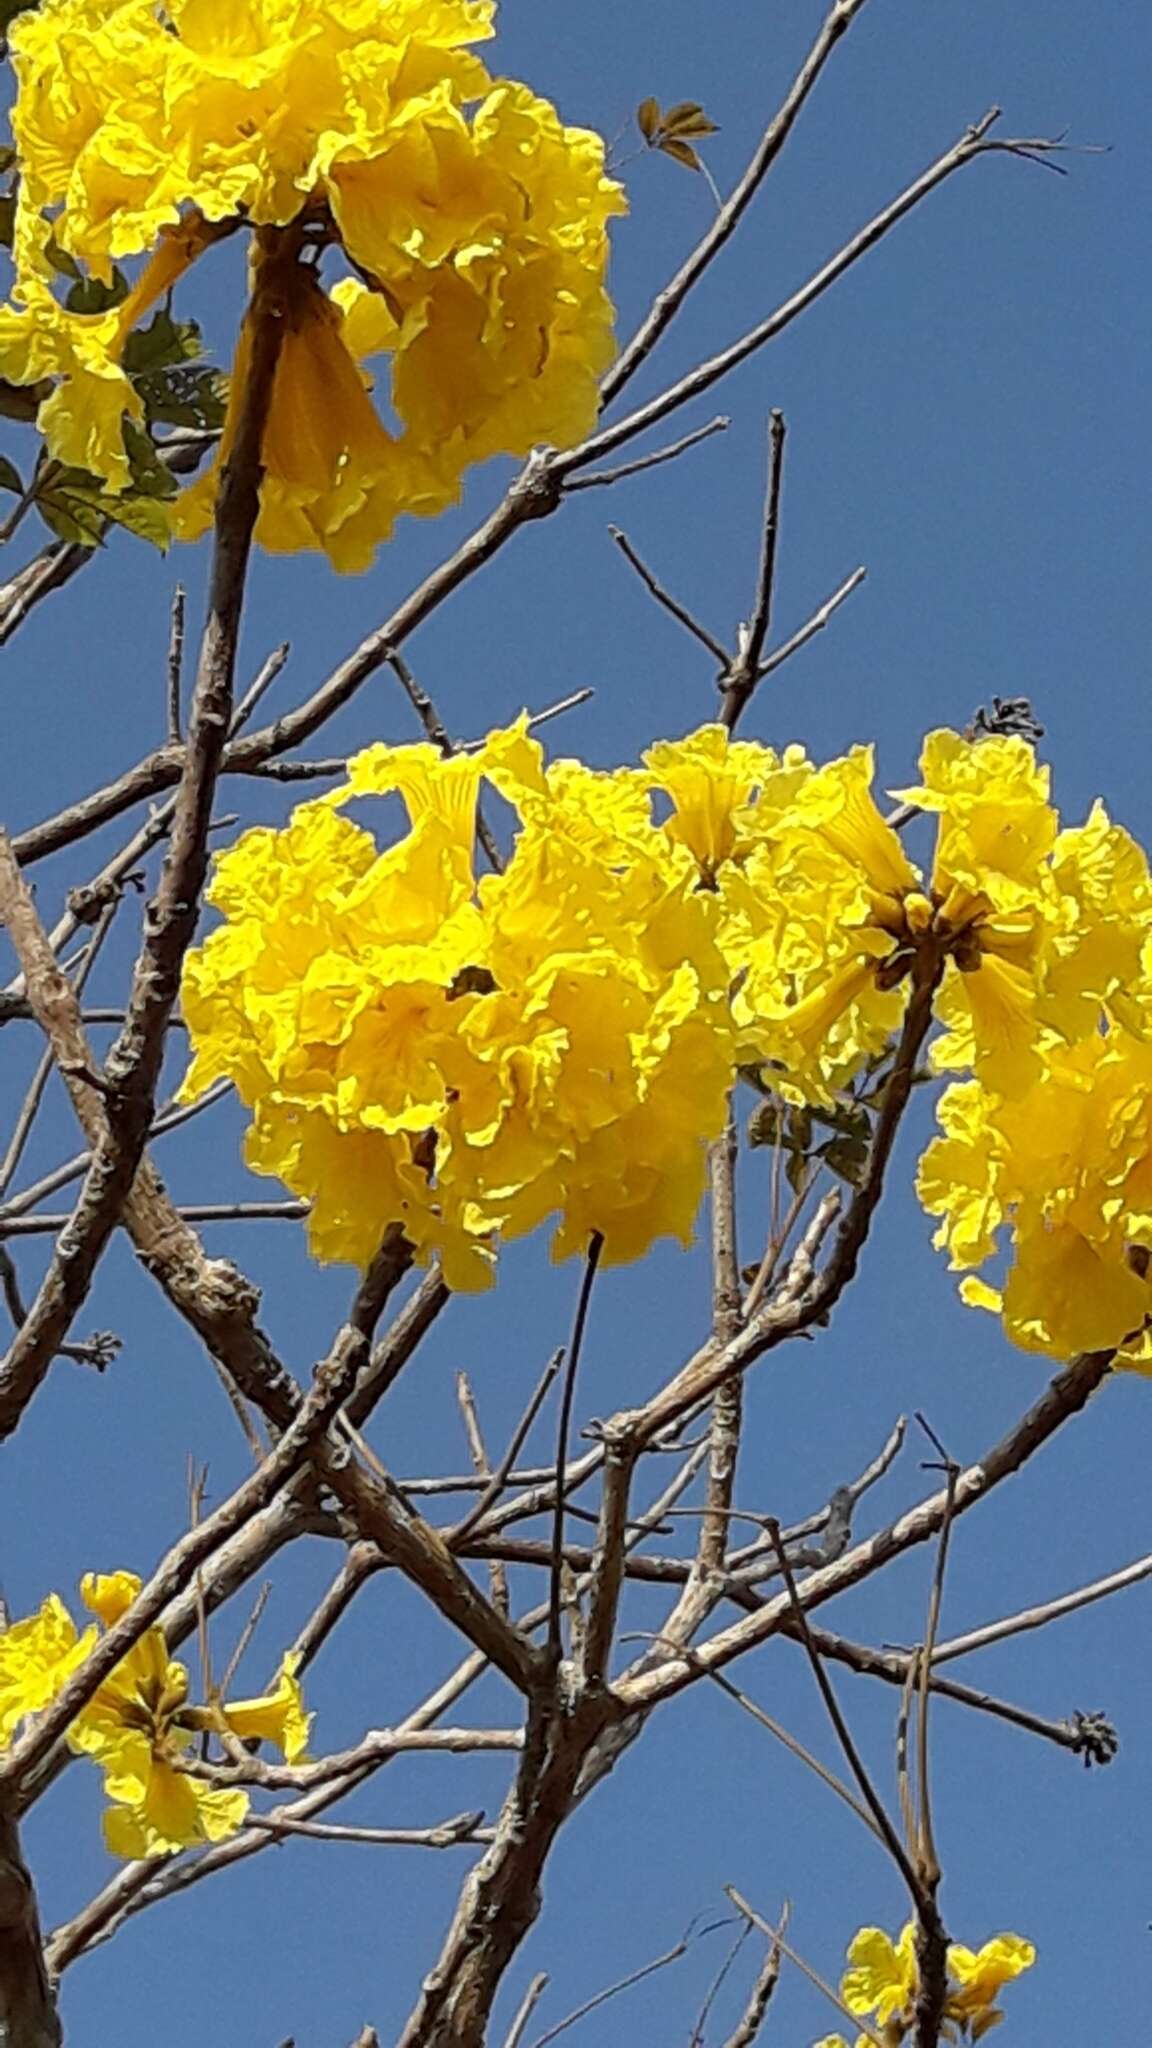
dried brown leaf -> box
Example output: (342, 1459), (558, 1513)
(661, 100), (720, 138)
(658, 136), (704, 173)
(636, 95), (661, 142)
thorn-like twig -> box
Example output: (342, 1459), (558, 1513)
(608, 525), (732, 668)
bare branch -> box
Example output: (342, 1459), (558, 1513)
(720, 410), (787, 730)
(601, 0), (873, 403)
(608, 525), (731, 667)
(501, 1975), (549, 2048)
(719, 1906), (788, 2048)
(568, 111), (1009, 478)
(524, 1919), (710, 2048)
(753, 564), (867, 681)
(564, 415), (729, 492)
(165, 584), (185, 745)
(549, 1234), (603, 1664)
(0, 232), (290, 1423)
(617, 1350), (1114, 1709)
(726, 1890), (885, 2048)
(0, 1238), (404, 1796)
(239, 1810), (490, 1849)
(763, 1518), (927, 1908)
(930, 1551), (1152, 1665)
(699, 1105), (743, 1578)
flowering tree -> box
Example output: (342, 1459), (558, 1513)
(0, 2), (1141, 2044)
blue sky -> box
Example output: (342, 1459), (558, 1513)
(1, 1), (1150, 2042)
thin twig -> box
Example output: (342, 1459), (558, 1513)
(564, 416), (729, 491)
(165, 584), (185, 744)
(456, 1374), (510, 1616)
(569, 112), (1013, 478)
(617, 1349), (1114, 1710)
(707, 1666), (883, 1844)
(931, 1552), (1152, 1665)
(548, 1234), (604, 1663)
(763, 1519), (926, 1906)
(290, 1547), (383, 1677)
(601, 0), (873, 403)
(755, 565), (867, 682)
(720, 410), (786, 730)
(720, 1904), (789, 2048)
(687, 1922), (752, 2048)
(699, 1104), (742, 1577)
(451, 1353), (563, 1552)
(608, 526), (731, 667)
(525, 1920), (711, 2048)
(725, 1891), (885, 2048)
(502, 1976), (549, 2048)
(242, 1810), (490, 1849)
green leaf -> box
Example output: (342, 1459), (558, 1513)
(0, 193), (15, 251)
(0, 454), (23, 494)
(65, 268), (128, 314)
(820, 1135), (871, 1188)
(135, 361), (227, 431)
(35, 485), (106, 548)
(0, 377), (47, 423)
(122, 418), (179, 500)
(35, 456), (174, 552)
(122, 308), (204, 378)
(103, 491), (172, 550)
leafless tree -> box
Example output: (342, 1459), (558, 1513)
(0, 7), (1132, 2045)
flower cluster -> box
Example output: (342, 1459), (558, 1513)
(0, 0), (624, 565)
(814, 1920), (1035, 2045)
(180, 722), (740, 1287)
(0, 1573), (310, 1857)
(681, 720), (1152, 1364)
(179, 718), (1152, 1360)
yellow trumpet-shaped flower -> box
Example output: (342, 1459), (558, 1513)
(174, 257), (455, 570)
(180, 722), (737, 1284)
(0, 1571), (313, 1859)
(4, 0), (624, 565)
(0, 1595), (95, 1744)
(0, 210), (217, 492)
(823, 1919), (1034, 2046)
(946, 1933), (1037, 2035)
(919, 1025), (1152, 1363)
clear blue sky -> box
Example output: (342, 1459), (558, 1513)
(2, 2), (1150, 2042)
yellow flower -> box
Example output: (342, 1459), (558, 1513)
(830, 1921), (1033, 2045)
(0, 1595), (95, 1744)
(0, 212), (214, 492)
(642, 724), (808, 881)
(0, 1571), (314, 1858)
(215, 1652), (312, 1763)
(180, 723), (737, 1283)
(946, 1933), (1036, 2038)
(4, 0), (624, 566)
(174, 258), (457, 571)
(841, 1922), (918, 2029)
(919, 1028), (1152, 1362)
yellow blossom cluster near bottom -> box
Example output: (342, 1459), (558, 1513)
(179, 718), (1152, 1360)
(0, 1575), (310, 1857)
(815, 1920), (1035, 2045)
